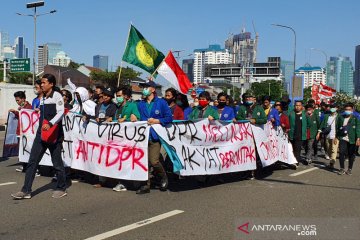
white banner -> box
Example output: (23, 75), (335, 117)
(152, 120), (257, 176)
(19, 109), (72, 166)
(19, 110), (150, 181)
(69, 114), (150, 181)
(251, 122), (297, 166)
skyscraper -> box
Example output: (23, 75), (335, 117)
(37, 42), (63, 73)
(0, 31), (10, 60)
(327, 56), (354, 96)
(93, 55), (108, 71)
(14, 36), (26, 59)
(193, 44), (231, 83)
(37, 45), (45, 73)
(280, 60), (294, 92)
(354, 45), (360, 97)
(225, 28), (258, 67)
(182, 59), (194, 83)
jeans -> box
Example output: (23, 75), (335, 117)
(305, 139), (318, 160)
(338, 140), (356, 170)
(291, 139), (303, 163)
(21, 133), (66, 193)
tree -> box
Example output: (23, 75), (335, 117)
(68, 60), (84, 69)
(8, 72), (32, 84)
(303, 86), (312, 103)
(90, 66), (141, 88)
(250, 80), (287, 101)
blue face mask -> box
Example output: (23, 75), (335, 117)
(116, 96), (124, 104)
(343, 110), (352, 116)
(330, 108), (336, 113)
(245, 101), (253, 106)
(142, 88), (151, 97)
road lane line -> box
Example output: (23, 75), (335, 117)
(84, 210), (184, 240)
(0, 182), (17, 186)
(289, 167), (320, 177)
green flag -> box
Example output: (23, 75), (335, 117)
(122, 25), (165, 75)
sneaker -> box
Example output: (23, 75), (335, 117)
(11, 191), (31, 200)
(325, 154), (330, 160)
(35, 170), (40, 177)
(15, 166), (24, 172)
(52, 190), (67, 199)
(346, 169), (352, 175)
(338, 169), (345, 175)
(112, 183), (127, 192)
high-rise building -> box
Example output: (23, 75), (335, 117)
(14, 36), (26, 59)
(93, 55), (108, 71)
(354, 45), (360, 97)
(53, 51), (71, 67)
(37, 45), (45, 73)
(182, 59), (194, 83)
(225, 28), (258, 67)
(0, 31), (10, 60)
(193, 44), (232, 83)
(327, 56), (354, 96)
(46, 43), (62, 65)
(280, 60), (294, 91)
(295, 64), (326, 88)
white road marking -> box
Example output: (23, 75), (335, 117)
(0, 182), (17, 186)
(84, 210), (184, 240)
(289, 167), (320, 177)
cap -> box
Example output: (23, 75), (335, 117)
(140, 80), (159, 88)
(242, 89), (255, 98)
(102, 87), (114, 98)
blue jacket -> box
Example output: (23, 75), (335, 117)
(267, 108), (280, 127)
(352, 111), (360, 120)
(137, 96), (173, 141)
(217, 106), (235, 121)
(183, 106), (192, 120)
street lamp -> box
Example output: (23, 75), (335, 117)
(310, 48), (328, 67)
(271, 24), (296, 100)
(16, 1), (56, 85)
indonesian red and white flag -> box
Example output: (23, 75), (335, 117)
(319, 83), (336, 97)
(157, 51), (192, 94)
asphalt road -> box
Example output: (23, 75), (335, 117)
(0, 131), (359, 240)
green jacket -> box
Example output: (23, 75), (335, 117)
(115, 101), (140, 122)
(236, 104), (267, 124)
(336, 115), (360, 144)
(189, 106), (219, 120)
(307, 112), (320, 139)
(288, 111), (311, 141)
(319, 113), (340, 133)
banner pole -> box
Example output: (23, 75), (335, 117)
(117, 23), (132, 87)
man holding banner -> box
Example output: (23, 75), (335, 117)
(136, 80), (173, 194)
(11, 74), (67, 200)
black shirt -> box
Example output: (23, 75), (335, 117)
(294, 113), (302, 141)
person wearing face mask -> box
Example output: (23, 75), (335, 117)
(61, 89), (73, 111)
(274, 101), (290, 133)
(192, 98), (199, 108)
(189, 91), (219, 121)
(114, 87), (140, 123)
(216, 92), (235, 121)
(336, 103), (360, 175)
(71, 87), (97, 117)
(236, 90), (266, 125)
(304, 104), (320, 164)
(316, 103), (340, 169)
(164, 88), (184, 120)
(31, 80), (43, 111)
(93, 85), (104, 104)
(262, 96), (280, 127)
(137, 80), (173, 194)
(176, 93), (192, 120)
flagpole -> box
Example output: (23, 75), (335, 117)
(117, 23), (132, 87)
(149, 51), (170, 79)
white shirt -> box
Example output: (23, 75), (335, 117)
(327, 114), (337, 139)
(343, 117), (350, 142)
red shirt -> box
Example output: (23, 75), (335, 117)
(171, 105), (184, 120)
(279, 113), (290, 133)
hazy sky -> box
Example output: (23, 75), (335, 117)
(3, 0), (359, 76)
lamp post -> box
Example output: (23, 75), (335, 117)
(271, 24), (296, 100)
(16, 1), (56, 85)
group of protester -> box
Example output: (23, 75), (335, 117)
(9, 73), (360, 199)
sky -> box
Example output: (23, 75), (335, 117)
(2, 0), (360, 77)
